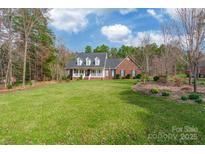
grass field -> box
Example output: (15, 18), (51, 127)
(0, 80), (205, 144)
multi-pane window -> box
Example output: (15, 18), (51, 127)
(120, 70), (125, 77)
(95, 57), (100, 66)
(86, 57), (91, 66)
(131, 70), (136, 77)
(111, 70), (115, 77)
(77, 58), (82, 66)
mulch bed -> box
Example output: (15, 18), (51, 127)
(132, 81), (205, 102)
(0, 81), (59, 94)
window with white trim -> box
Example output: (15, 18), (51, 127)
(77, 58), (82, 66)
(131, 70), (136, 77)
(111, 70), (115, 77)
(95, 57), (100, 66)
(120, 70), (125, 77)
(86, 57), (91, 66)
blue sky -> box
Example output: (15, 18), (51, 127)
(49, 8), (174, 52)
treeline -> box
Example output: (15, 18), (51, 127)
(0, 9), (71, 88)
(84, 43), (185, 76)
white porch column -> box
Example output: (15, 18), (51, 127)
(72, 69), (75, 77)
(102, 69), (105, 78)
(83, 70), (85, 79)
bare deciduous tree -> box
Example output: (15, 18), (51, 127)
(174, 8), (205, 92)
(139, 33), (151, 74)
(17, 8), (47, 86)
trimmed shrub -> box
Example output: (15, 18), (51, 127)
(188, 93), (200, 100)
(135, 74), (141, 79)
(79, 75), (83, 80)
(161, 91), (170, 96)
(115, 74), (120, 79)
(153, 76), (160, 81)
(181, 95), (188, 101)
(125, 74), (131, 79)
(7, 84), (13, 89)
(195, 98), (203, 104)
(150, 88), (159, 94)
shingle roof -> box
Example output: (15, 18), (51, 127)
(66, 52), (107, 68)
(66, 52), (125, 69)
(105, 58), (123, 69)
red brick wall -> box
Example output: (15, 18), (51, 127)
(104, 69), (114, 79)
(115, 57), (141, 76)
(199, 67), (205, 75)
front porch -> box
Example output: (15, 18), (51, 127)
(70, 69), (104, 80)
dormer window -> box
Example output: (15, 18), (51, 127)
(95, 57), (100, 66)
(77, 57), (82, 66)
(86, 57), (91, 66)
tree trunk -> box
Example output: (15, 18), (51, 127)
(22, 38), (28, 86)
(193, 64), (197, 92)
(188, 64), (192, 85)
(29, 58), (31, 81)
(196, 66), (199, 79)
(5, 56), (13, 88)
(145, 55), (149, 75)
(5, 12), (13, 88)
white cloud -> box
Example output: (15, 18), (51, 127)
(49, 9), (139, 33)
(130, 31), (164, 47)
(101, 23), (165, 47)
(119, 8), (137, 15)
(147, 9), (163, 22)
(49, 9), (108, 33)
(164, 8), (178, 20)
(101, 24), (132, 43)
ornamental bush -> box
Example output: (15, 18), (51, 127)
(153, 76), (160, 81)
(181, 95), (188, 101)
(125, 74), (131, 79)
(135, 74), (141, 79)
(115, 74), (120, 79)
(195, 98), (203, 104)
(188, 93), (200, 100)
(150, 88), (159, 94)
(161, 91), (170, 96)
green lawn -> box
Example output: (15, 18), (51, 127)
(0, 80), (205, 144)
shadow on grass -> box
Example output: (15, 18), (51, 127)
(118, 84), (205, 145)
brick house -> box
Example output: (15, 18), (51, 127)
(66, 52), (141, 80)
(195, 60), (205, 77)
(185, 59), (205, 77)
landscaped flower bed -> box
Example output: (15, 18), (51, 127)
(133, 81), (205, 104)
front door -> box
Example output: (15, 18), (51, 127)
(86, 69), (90, 76)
